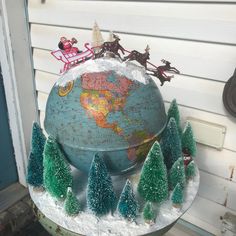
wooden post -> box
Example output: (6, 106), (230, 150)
(0, 0), (38, 186)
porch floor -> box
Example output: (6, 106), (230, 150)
(0, 183), (28, 213)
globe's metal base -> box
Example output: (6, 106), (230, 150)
(34, 206), (177, 236)
(34, 206), (82, 236)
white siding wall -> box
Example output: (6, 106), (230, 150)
(28, 1), (236, 234)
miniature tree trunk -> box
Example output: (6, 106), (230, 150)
(171, 183), (184, 208)
(43, 136), (72, 200)
(143, 201), (156, 223)
(186, 161), (196, 180)
(169, 157), (186, 190)
(87, 153), (116, 216)
(160, 117), (182, 170)
(182, 122), (197, 157)
(64, 188), (81, 216)
(138, 141), (168, 203)
(27, 122), (46, 187)
(167, 99), (182, 137)
(118, 179), (139, 221)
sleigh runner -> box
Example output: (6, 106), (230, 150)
(51, 43), (95, 73)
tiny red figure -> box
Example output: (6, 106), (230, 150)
(183, 148), (192, 167)
(58, 37), (79, 53)
(52, 37), (94, 74)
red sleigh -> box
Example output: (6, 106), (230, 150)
(51, 43), (95, 73)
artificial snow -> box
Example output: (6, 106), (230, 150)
(30, 169), (199, 236)
(56, 58), (151, 86)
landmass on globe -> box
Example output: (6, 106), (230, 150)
(44, 58), (167, 174)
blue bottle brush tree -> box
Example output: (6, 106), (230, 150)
(87, 153), (116, 216)
(117, 179), (139, 221)
(182, 122), (197, 157)
(43, 136), (72, 200)
(160, 117), (182, 170)
(27, 122), (46, 188)
(167, 99), (182, 137)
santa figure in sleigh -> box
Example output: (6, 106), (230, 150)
(58, 36), (80, 53)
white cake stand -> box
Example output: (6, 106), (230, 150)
(30, 167), (200, 236)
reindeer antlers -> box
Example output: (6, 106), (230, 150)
(145, 45), (150, 52)
(113, 33), (120, 40)
(161, 59), (165, 64)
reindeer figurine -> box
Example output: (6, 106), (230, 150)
(95, 34), (125, 59)
(147, 59), (180, 86)
(158, 59), (180, 74)
(123, 45), (150, 69)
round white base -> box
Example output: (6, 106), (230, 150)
(30, 167), (200, 236)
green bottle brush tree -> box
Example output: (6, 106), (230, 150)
(87, 153), (116, 216)
(138, 141), (169, 203)
(43, 136), (72, 200)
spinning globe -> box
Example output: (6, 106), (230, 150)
(44, 58), (167, 174)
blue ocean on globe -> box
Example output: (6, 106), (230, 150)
(44, 58), (167, 174)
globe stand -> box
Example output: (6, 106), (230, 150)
(30, 167), (200, 236)
(34, 207), (177, 236)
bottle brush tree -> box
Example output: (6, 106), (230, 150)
(64, 187), (81, 216)
(169, 157), (186, 190)
(92, 21), (104, 53)
(87, 153), (116, 216)
(171, 183), (184, 207)
(27, 122), (46, 187)
(117, 179), (139, 221)
(182, 122), (197, 157)
(43, 136), (72, 200)
(186, 161), (196, 180)
(167, 99), (182, 137)
(138, 141), (168, 203)
(143, 201), (156, 223)
(160, 118), (182, 170)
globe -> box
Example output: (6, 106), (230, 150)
(44, 58), (167, 174)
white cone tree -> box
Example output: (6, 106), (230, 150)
(92, 21), (104, 53)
